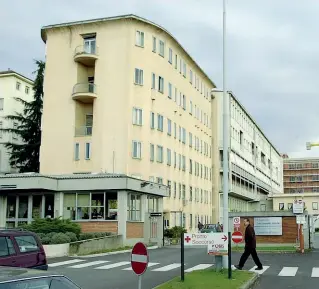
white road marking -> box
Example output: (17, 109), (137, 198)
(249, 265), (270, 275)
(49, 259), (84, 267)
(278, 267), (298, 277)
(152, 263), (181, 272)
(69, 260), (109, 268)
(122, 262), (160, 270)
(312, 268), (319, 277)
(95, 261), (130, 270)
(185, 264), (213, 272)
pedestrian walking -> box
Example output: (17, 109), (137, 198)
(198, 221), (203, 233)
(235, 218), (263, 270)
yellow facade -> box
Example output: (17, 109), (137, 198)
(40, 15), (217, 231)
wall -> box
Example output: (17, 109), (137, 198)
(44, 243), (70, 258)
(229, 212), (298, 244)
(126, 221), (143, 238)
(77, 221), (118, 234)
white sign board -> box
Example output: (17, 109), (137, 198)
(296, 215), (306, 224)
(293, 199), (304, 214)
(254, 217), (282, 235)
(233, 217), (240, 228)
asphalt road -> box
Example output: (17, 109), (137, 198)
(48, 247), (319, 289)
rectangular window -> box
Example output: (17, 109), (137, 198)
(85, 142), (91, 159)
(132, 108), (143, 125)
(189, 159), (193, 174)
(182, 95), (186, 110)
(14, 235), (39, 253)
(151, 73), (156, 89)
(16, 82), (20, 90)
(158, 76), (164, 93)
(157, 114), (163, 131)
(159, 40), (165, 57)
(167, 148), (171, 165)
(12, 122), (18, 140)
(135, 31), (144, 47)
(0, 237), (16, 256)
(313, 202), (318, 210)
(182, 155), (186, 171)
(168, 48), (173, 64)
(132, 141), (142, 159)
(127, 193), (141, 221)
(174, 152), (177, 168)
(167, 119), (172, 135)
(150, 112), (155, 129)
(179, 126), (182, 142)
(0, 98), (3, 110)
(183, 62), (186, 77)
(175, 54), (178, 69)
(168, 83), (172, 99)
(152, 36), (156, 52)
(0, 121), (2, 138)
(179, 58), (182, 74)
(182, 128), (186, 144)
(190, 100), (193, 115)
(189, 132), (193, 147)
(190, 70), (193, 84)
(74, 143), (80, 160)
(134, 68), (143, 85)
(25, 86), (29, 94)
(150, 144), (155, 161)
(174, 87), (177, 102)
(157, 145), (163, 163)
(174, 123), (177, 138)
(167, 180), (171, 197)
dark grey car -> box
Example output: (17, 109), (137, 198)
(0, 266), (82, 289)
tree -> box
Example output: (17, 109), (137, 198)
(0, 60), (45, 173)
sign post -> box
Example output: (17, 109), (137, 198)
(233, 217), (240, 231)
(181, 232), (185, 282)
(131, 242), (149, 289)
(228, 232), (232, 279)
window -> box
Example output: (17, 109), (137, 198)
(159, 40), (165, 57)
(83, 36), (96, 54)
(174, 123), (177, 138)
(0, 98), (3, 110)
(313, 202), (318, 210)
(0, 237), (15, 257)
(174, 152), (177, 168)
(134, 68), (143, 85)
(16, 82), (20, 90)
(158, 76), (164, 93)
(135, 31), (144, 47)
(132, 141), (142, 159)
(150, 144), (155, 161)
(151, 73), (156, 89)
(12, 122), (18, 139)
(189, 101), (193, 115)
(157, 145), (163, 163)
(167, 148), (171, 165)
(182, 128), (186, 144)
(183, 62), (186, 77)
(182, 95), (186, 110)
(14, 235), (39, 253)
(74, 143), (80, 161)
(168, 48), (173, 63)
(182, 155), (186, 171)
(167, 180), (171, 197)
(132, 108), (143, 125)
(167, 119), (172, 135)
(279, 203), (284, 210)
(150, 112), (155, 129)
(85, 142), (91, 159)
(127, 193), (141, 221)
(175, 54), (178, 69)
(152, 36), (156, 52)
(25, 86), (29, 94)
(189, 132), (193, 147)
(190, 70), (193, 84)
(157, 114), (163, 131)
(168, 82), (172, 98)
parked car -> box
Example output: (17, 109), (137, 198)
(0, 266), (82, 289)
(0, 229), (48, 270)
(200, 224), (222, 233)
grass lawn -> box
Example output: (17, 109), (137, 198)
(232, 246), (295, 252)
(155, 269), (254, 289)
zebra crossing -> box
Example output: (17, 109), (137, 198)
(48, 258), (319, 277)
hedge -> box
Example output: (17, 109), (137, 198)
(164, 226), (187, 238)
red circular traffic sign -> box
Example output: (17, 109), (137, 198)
(232, 231), (243, 244)
(131, 242), (149, 275)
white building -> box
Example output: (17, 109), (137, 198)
(211, 90), (283, 222)
(0, 70), (34, 174)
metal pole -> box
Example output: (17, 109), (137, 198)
(181, 232), (185, 281)
(138, 275), (142, 289)
(228, 232), (232, 279)
(222, 0), (229, 269)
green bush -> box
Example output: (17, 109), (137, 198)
(164, 226), (187, 238)
(315, 228), (319, 232)
(79, 233), (95, 240)
(65, 232), (78, 242)
(51, 233), (71, 244)
(22, 218), (81, 236)
(41, 236), (52, 245)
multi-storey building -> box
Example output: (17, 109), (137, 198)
(39, 14), (216, 231)
(211, 90), (283, 223)
(0, 70), (34, 174)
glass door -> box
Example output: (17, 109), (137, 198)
(84, 37), (96, 54)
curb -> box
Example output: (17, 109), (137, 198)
(239, 273), (260, 289)
(71, 245), (159, 258)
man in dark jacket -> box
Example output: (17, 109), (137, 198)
(235, 218), (263, 270)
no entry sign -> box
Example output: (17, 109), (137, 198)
(232, 231), (243, 244)
(131, 242), (149, 275)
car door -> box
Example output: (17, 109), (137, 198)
(12, 235), (40, 268)
(0, 236), (18, 267)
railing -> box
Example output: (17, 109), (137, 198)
(75, 126), (92, 137)
(72, 83), (96, 95)
(74, 45), (99, 56)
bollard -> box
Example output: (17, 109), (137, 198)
(215, 255), (223, 271)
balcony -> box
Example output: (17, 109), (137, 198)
(75, 126), (92, 137)
(74, 45), (98, 66)
(72, 83), (97, 103)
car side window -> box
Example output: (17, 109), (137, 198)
(14, 235), (39, 253)
(0, 278), (51, 289)
(50, 277), (81, 289)
(0, 236), (16, 257)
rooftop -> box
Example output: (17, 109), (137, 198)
(283, 157), (319, 163)
(0, 70), (34, 84)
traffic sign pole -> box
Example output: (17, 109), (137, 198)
(181, 232), (185, 281)
(228, 232), (232, 279)
(131, 242), (148, 289)
(138, 275), (142, 289)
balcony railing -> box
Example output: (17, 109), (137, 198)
(75, 126), (92, 137)
(74, 45), (99, 66)
(74, 45), (99, 56)
(73, 83), (96, 95)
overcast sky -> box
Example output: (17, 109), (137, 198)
(1, 0), (318, 158)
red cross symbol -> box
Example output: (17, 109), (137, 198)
(184, 236), (191, 243)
